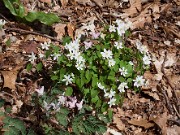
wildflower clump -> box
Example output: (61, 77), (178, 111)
(26, 19), (151, 134)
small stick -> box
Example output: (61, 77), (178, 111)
(4, 27), (62, 43)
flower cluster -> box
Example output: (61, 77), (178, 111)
(109, 19), (132, 37)
(65, 39), (86, 70)
(101, 49), (116, 67)
(35, 86), (83, 111)
(136, 40), (151, 66)
(97, 82), (116, 107)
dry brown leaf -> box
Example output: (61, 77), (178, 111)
(60, 0), (68, 7)
(150, 112), (167, 135)
(39, 0), (51, 4)
(20, 41), (39, 54)
(128, 118), (154, 129)
(121, 0), (142, 18)
(53, 23), (66, 40)
(91, 0), (104, 7)
(1, 70), (18, 90)
(143, 91), (160, 100)
(75, 0), (91, 5)
(113, 114), (125, 131)
(167, 125), (180, 135)
(67, 23), (75, 40)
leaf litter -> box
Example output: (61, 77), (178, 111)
(0, 0), (180, 134)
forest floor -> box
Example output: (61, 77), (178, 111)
(0, 0), (180, 135)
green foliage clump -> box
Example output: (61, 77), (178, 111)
(3, 0), (59, 25)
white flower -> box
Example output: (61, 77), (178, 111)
(0, 19), (6, 26)
(39, 53), (44, 59)
(114, 41), (123, 49)
(76, 99), (83, 110)
(28, 52), (37, 63)
(84, 41), (93, 50)
(129, 61), (133, 66)
(133, 75), (145, 87)
(101, 49), (113, 59)
(41, 42), (50, 50)
(109, 25), (116, 32)
(108, 59), (116, 67)
(100, 33), (106, 39)
(104, 89), (116, 99)
(75, 61), (85, 70)
(85, 23), (95, 32)
(97, 82), (105, 90)
(65, 39), (80, 52)
(135, 40), (149, 54)
(35, 86), (44, 96)
(71, 73), (75, 79)
(43, 101), (51, 111)
(108, 98), (116, 107)
(62, 74), (73, 85)
(58, 96), (67, 105)
(143, 55), (151, 65)
(52, 53), (61, 60)
(118, 82), (128, 93)
(119, 67), (128, 77)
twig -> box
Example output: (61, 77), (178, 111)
(4, 27), (62, 43)
(0, 13), (11, 23)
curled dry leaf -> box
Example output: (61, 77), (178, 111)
(1, 70), (18, 90)
(67, 23), (75, 40)
(128, 118), (154, 129)
(53, 23), (66, 40)
(113, 114), (125, 131)
(150, 112), (168, 135)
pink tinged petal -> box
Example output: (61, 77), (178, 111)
(91, 32), (100, 39)
(35, 86), (44, 96)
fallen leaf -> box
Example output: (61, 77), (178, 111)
(75, 0), (91, 5)
(128, 118), (154, 129)
(121, 0), (142, 18)
(150, 112), (167, 135)
(1, 70), (18, 90)
(39, 0), (51, 4)
(53, 23), (66, 40)
(60, 0), (69, 7)
(143, 91), (160, 100)
(20, 41), (39, 54)
(91, 0), (104, 7)
(67, 23), (75, 40)
(167, 125), (180, 135)
(113, 114), (125, 130)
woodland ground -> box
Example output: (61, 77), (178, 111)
(0, 0), (180, 135)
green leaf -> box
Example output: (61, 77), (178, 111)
(5, 39), (11, 47)
(26, 63), (32, 71)
(92, 75), (98, 87)
(51, 75), (58, 81)
(25, 11), (59, 26)
(36, 62), (43, 72)
(91, 95), (99, 103)
(65, 87), (73, 96)
(91, 89), (98, 98)
(3, 0), (25, 18)
(56, 113), (68, 127)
